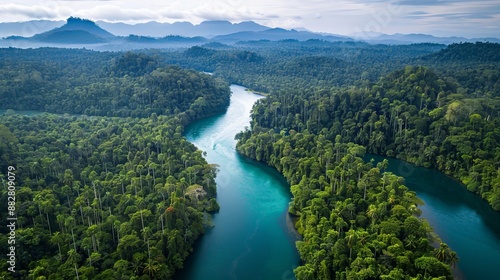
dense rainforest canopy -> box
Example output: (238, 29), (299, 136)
(233, 42), (499, 279)
(0, 49), (230, 279)
(0, 41), (499, 279)
(244, 65), (500, 210)
(158, 40), (500, 209)
(0, 49), (230, 120)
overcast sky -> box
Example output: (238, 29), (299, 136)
(0, 0), (499, 38)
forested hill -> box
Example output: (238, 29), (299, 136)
(416, 42), (500, 97)
(189, 41), (500, 212)
(0, 114), (221, 279)
(0, 48), (231, 121)
(161, 42), (447, 93)
(241, 66), (500, 210)
(159, 41), (498, 96)
(420, 42), (500, 63)
(0, 48), (230, 279)
(235, 43), (499, 278)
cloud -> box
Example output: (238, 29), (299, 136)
(401, 1), (500, 21)
(408, 11), (429, 15)
(0, 0), (498, 37)
(70, 2), (281, 23)
(57, 0), (114, 1)
(75, 5), (159, 21)
(158, 10), (185, 20)
(0, 3), (72, 20)
(191, 3), (278, 21)
(398, 0), (443, 5)
(397, 0), (494, 6)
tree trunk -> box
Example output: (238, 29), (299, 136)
(74, 263), (80, 280)
(161, 214), (165, 235)
(71, 227), (77, 251)
(46, 212), (52, 234)
(57, 243), (62, 261)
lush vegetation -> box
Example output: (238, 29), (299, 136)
(1, 41), (498, 279)
(237, 130), (457, 279)
(164, 41), (446, 93)
(0, 49), (230, 121)
(163, 41), (499, 98)
(0, 49), (230, 279)
(164, 40), (499, 211)
(234, 43), (499, 278)
(244, 65), (500, 210)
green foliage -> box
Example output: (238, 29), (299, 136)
(112, 52), (158, 77)
(237, 129), (454, 279)
(0, 48), (230, 279)
(2, 40), (498, 279)
(0, 48), (230, 120)
(0, 113), (221, 279)
(162, 41), (445, 93)
(0, 124), (18, 171)
(244, 64), (500, 211)
(230, 44), (500, 278)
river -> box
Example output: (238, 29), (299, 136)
(3, 86), (499, 279)
(368, 154), (500, 280)
(0, 109), (48, 116)
(177, 85), (300, 280)
(178, 85), (500, 280)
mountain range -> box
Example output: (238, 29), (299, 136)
(1, 17), (498, 49)
(352, 32), (500, 45)
(97, 20), (269, 38)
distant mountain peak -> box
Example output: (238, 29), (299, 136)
(31, 16), (115, 43)
(66, 17), (95, 25)
(57, 17), (114, 38)
(360, 32), (499, 45)
(198, 20), (232, 25)
(212, 28), (352, 43)
(269, 27), (290, 32)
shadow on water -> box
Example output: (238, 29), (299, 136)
(367, 154), (500, 280)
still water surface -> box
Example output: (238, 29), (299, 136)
(179, 84), (500, 280)
(177, 85), (300, 280)
(3, 87), (499, 279)
(369, 154), (500, 280)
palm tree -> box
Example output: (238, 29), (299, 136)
(434, 242), (450, 263)
(143, 259), (160, 279)
(51, 232), (64, 261)
(86, 224), (99, 252)
(366, 204), (378, 225)
(448, 251), (459, 268)
(34, 189), (57, 234)
(404, 234), (417, 250)
(335, 217), (348, 235)
(66, 249), (81, 280)
(346, 229), (358, 260)
(434, 242), (458, 268)
(29, 161), (42, 180)
(130, 254), (144, 275)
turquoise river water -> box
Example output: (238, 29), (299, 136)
(177, 85), (301, 280)
(178, 85), (500, 280)
(368, 154), (500, 280)
(2, 85), (499, 279)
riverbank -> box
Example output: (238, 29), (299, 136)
(177, 85), (300, 280)
(245, 88), (269, 97)
(367, 153), (500, 280)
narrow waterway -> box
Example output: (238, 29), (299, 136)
(0, 109), (48, 116)
(177, 85), (300, 280)
(368, 154), (500, 280)
(4, 91), (499, 280)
